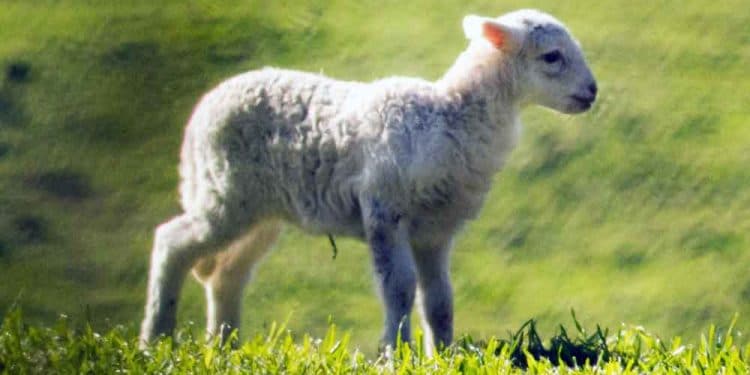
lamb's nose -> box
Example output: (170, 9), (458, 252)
(588, 82), (598, 98)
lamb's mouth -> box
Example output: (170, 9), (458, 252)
(569, 95), (594, 111)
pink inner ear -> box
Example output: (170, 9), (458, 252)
(482, 22), (507, 49)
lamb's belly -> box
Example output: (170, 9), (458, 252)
(282, 191), (366, 239)
(273, 153), (365, 239)
(294, 214), (366, 239)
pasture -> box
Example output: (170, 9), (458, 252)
(1, 0), (749, 370)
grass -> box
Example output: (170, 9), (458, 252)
(0, 0), (749, 361)
(2, 309), (749, 373)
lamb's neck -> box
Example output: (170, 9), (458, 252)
(437, 48), (521, 107)
(437, 51), (523, 178)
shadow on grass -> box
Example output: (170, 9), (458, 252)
(24, 170), (93, 201)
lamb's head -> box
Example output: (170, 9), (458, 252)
(463, 9), (597, 114)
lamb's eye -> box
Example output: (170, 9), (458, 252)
(541, 51), (562, 64)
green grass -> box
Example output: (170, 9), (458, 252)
(2, 310), (749, 373)
(1, 0), (750, 360)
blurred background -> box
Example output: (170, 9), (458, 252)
(1, 0), (748, 353)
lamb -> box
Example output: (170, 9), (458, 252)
(139, 9), (597, 353)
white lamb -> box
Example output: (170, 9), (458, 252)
(139, 9), (597, 353)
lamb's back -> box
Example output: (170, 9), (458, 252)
(180, 68), (372, 234)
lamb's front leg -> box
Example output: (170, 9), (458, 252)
(362, 198), (417, 348)
(413, 239), (454, 355)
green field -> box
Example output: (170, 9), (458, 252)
(1, 0), (749, 364)
(3, 310), (750, 374)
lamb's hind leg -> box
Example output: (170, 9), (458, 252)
(192, 220), (281, 343)
(140, 214), (229, 345)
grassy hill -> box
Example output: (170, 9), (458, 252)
(1, 0), (749, 354)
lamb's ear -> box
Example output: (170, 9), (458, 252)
(463, 15), (517, 50)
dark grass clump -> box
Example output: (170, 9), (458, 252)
(12, 215), (47, 244)
(24, 170), (93, 201)
(5, 61), (31, 83)
(455, 311), (611, 369)
(0, 90), (25, 127)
